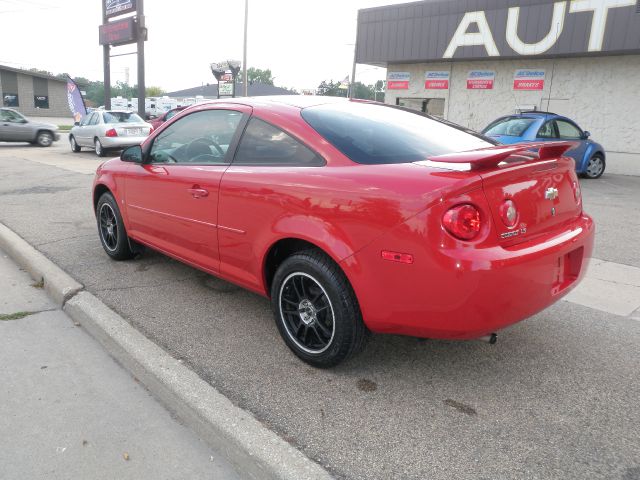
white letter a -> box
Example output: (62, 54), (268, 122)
(443, 11), (500, 58)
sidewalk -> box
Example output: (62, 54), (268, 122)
(0, 249), (241, 480)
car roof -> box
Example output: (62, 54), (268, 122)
(194, 95), (363, 110)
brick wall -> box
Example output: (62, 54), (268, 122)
(0, 69), (70, 118)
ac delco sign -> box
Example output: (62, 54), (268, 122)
(357, 1), (640, 64)
(387, 72), (410, 89)
(513, 69), (546, 90)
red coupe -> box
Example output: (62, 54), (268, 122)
(92, 96), (594, 367)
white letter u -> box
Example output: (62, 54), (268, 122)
(506, 1), (567, 55)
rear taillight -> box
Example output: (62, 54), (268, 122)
(499, 199), (518, 227)
(105, 128), (117, 137)
(572, 181), (581, 205)
(442, 204), (482, 240)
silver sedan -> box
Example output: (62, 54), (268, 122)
(69, 110), (152, 157)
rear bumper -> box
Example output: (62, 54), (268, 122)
(344, 214), (595, 340)
(100, 136), (148, 149)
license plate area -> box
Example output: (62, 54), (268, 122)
(551, 247), (584, 295)
(126, 128), (142, 136)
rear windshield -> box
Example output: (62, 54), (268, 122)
(301, 102), (491, 165)
(103, 112), (144, 124)
(482, 117), (536, 137)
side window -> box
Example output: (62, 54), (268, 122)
(556, 120), (582, 139)
(149, 109), (243, 164)
(3, 109), (24, 123)
(537, 121), (556, 138)
(80, 113), (93, 126)
(234, 118), (323, 166)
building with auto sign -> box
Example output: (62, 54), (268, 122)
(355, 0), (640, 157)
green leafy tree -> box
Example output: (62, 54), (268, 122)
(246, 67), (274, 86)
(146, 86), (165, 97)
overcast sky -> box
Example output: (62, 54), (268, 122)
(0, 0), (410, 92)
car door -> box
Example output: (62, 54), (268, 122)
(217, 117), (326, 292)
(75, 112), (96, 146)
(0, 109), (32, 141)
(124, 105), (250, 273)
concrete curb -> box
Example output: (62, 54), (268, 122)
(0, 223), (83, 306)
(0, 222), (333, 480)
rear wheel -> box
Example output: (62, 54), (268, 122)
(96, 192), (134, 260)
(95, 138), (105, 157)
(271, 250), (368, 368)
(36, 131), (53, 147)
(70, 135), (81, 152)
(583, 153), (605, 179)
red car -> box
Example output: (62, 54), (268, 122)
(147, 106), (188, 130)
(92, 97), (594, 367)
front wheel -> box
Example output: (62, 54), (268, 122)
(96, 192), (134, 260)
(70, 135), (81, 152)
(583, 153), (605, 179)
(36, 131), (53, 147)
(271, 250), (368, 368)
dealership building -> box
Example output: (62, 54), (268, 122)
(356, 0), (640, 157)
(0, 65), (70, 118)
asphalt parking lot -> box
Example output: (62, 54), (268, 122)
(1, 138), (639, 480)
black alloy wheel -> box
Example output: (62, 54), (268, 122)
(271, 250), (368, 368)
(96, 192), (134, 260)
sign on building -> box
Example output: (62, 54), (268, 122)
(387, 72), (410, 90)
(467, 71), (495, 90)
(513, 69), (545, 90)
(424, 71), (449, 89)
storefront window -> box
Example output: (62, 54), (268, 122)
(3, 94), (19, 107)
(34, 95), (49, 109)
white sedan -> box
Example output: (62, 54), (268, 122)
(69, 110), (152, 157)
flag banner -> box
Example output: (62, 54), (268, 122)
(66, 77), (87, 123)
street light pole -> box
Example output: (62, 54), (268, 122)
(242, 0), (248, 97)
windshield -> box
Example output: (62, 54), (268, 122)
(482, 117), (536, 137)
(301, 102), (491, 165)
(103, 112), (144, 124)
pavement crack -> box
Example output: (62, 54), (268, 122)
(0, 308), (57, 321)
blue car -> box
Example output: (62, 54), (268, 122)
(481, 112), (606, 179)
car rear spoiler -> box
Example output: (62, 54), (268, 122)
(428, 141), (576, 170)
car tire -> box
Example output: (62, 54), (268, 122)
(95, 138), (106, 157)
(583, 153), (605, 179)
(70, 135), (81, 152)
(96, 192), (135, 260)
(36, 131), (53, 147)
(270, 249), (368, 368)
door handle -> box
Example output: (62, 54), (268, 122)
(187, 187), (209, 199)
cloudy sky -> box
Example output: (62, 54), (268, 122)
(0, 0), (410, 92)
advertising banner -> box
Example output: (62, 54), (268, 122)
(219, 82), (234, 96)
(513, 69), (545, 90)
(424, 71), (449, 89)
(66, 77), (87, 124)
(105, 0), (137, 19)
(387, 72), (410, 90)
(467, 70), (495, 89)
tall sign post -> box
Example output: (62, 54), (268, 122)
(99, 0), (146, 116)
(210, 61), (242, 99)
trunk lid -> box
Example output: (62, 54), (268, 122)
(428, 142), (582, 244)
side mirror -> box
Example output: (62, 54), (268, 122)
(20, 119), (28, 124)
(583, 131), (591, 139)
(121, 145), (143, 163)
(74, 121), (80, 126)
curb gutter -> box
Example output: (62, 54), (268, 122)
(0, 222), (333, 480)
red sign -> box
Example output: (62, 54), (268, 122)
(425, 80), (449, 89)
(99, 17), (137, 46)
(513, 70), (545, 91)
(388, 81), (409, 89)
(466, 71), (495, 89)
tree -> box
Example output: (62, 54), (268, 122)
(246, 67), (274, 86)
(146, 86), (165, 97)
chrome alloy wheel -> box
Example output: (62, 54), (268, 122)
(98, 203), (118, 252)
(279, 272), (335, 354)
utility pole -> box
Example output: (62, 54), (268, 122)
(242, 0), (248, 97)
(349, 11), (359, 99)
(102, 2), (111, 109)
(136, 0), (146, 118)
